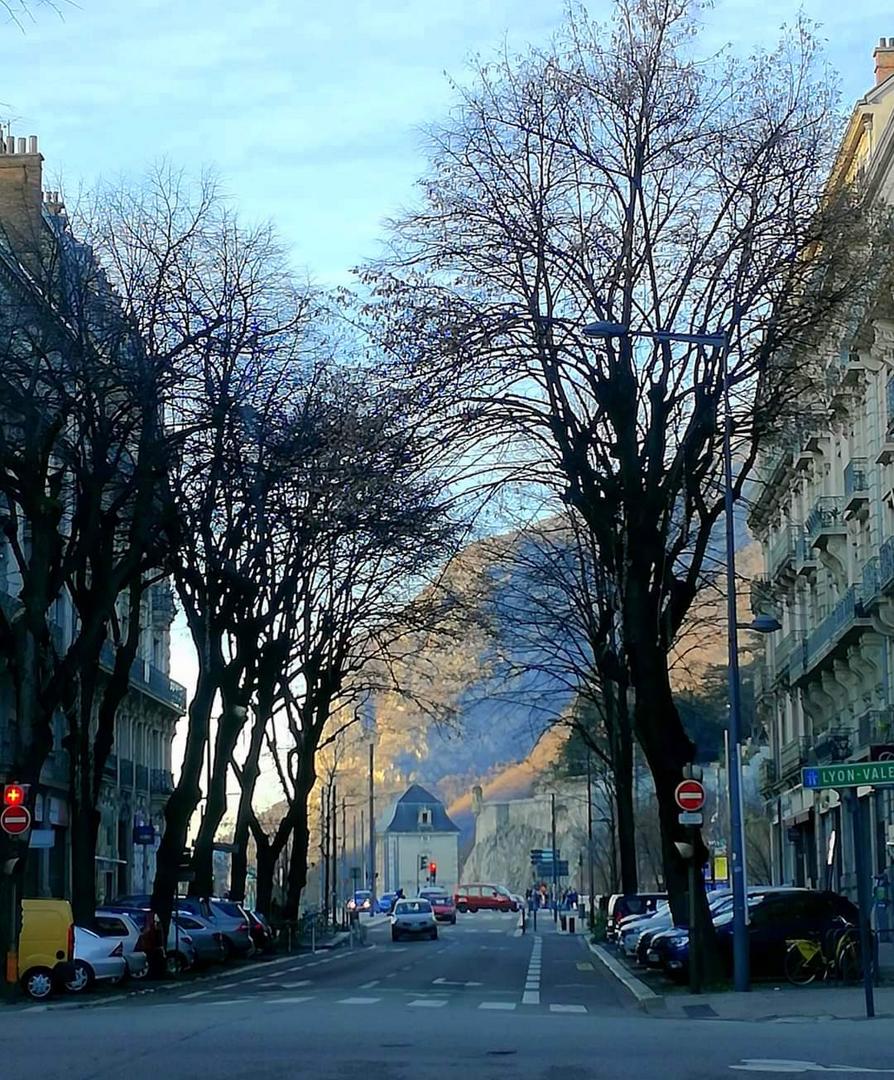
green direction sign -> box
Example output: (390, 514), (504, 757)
(802, 761), (894, 789)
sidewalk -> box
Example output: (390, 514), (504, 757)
(589, 939), (894, 1022)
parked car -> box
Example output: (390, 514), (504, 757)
(376, 892), (398, 915)
(65, 927), (129, 993)
(653, 889), (859, 981)
(619, 903), (671, 956)
(94, 910), (152, 978)
(419, 889), (456, 924)
(391, 898), (438, 941)
(606, 893), (667, 940)
(18, 898), (76, 1000)
(173, 911), (226, 966)
(454, 883), (519, 913)
(246, 910), (275, 954)
(100, 904), (166, 976)
(175, 897), (255, 959)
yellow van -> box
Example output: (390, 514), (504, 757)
(18, 898), (75, 999)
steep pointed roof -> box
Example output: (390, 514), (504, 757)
(384, 783), (460, 834)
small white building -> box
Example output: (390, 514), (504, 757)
(379, 784), (460, 897)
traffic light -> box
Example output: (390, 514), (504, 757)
(419, 854), (428, 871)
(429, 862), (437, 884)
(3, 784), (25, 806)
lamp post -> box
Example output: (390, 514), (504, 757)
(582, 320), (779, 993)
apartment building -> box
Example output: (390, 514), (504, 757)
(0, 132), (185, 903)
(749, 42), (894, 913)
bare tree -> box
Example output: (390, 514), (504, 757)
(366, 0), (882, 943)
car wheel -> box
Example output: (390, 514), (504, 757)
(457, 904), (467, 914)
(130, 958), (151, 981)
(65, 960), (94, 994)
(21, 967), (54, 1000)
(468, 907), (477, 914)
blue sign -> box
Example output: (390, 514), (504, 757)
(133, 823), (155, 845)
(802, 767), (820, 789)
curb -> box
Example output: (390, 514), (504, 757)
(587, 940), (665, 1013)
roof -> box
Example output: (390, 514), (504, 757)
(384, 784), (460, 834)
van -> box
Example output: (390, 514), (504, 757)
(606, 892), (667, 939)
(18, 898), (75, 999)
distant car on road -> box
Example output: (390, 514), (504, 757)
(347, 890), (373, 914)
(419, 889), (457, 924)
(454, 884), (519, 914)
(376, 892), (398, 915)
(391, 899), (438, 941)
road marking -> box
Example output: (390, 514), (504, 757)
(432, 978), (483, 987)
(216, 982), (239, 990)
(279, 981), (312, 988)
(241, 976), (263, 983)
(360, 980), (380, 989)
(730, 1062), (894, 1074)
(337, 997), (381, 1005)
(576, 962), (594, 971)
(408, 998), (448, 1008)
(385, 973), (397, 979)
(522, 936), (543, 1007)
(549, 1004), (587, 1014)
(480, 1002), (516, 1011)
(522, 991), (540, 1005)
(267, 997), (313, 1005)
(213, 1000), (247, 1006)
(179, 990), (209, 1000)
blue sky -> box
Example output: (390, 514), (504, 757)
(4, 0), (892, 287)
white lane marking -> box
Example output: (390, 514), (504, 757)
(213, 1000), (248, 1006)
(179, 990), (209, 1000)
(360, 980), (380, 989)
(279, 980), (312, 988)
(432, 977), (483, 987)
(216, 982), (239, 990)
(337, 997), (381, 1005)
(267, 997), (313, 1005)
(408, 998), (448, 1008)
(242, 976), (263, 983)
(480, 1002), (516, 1011)
(730, 1062), (894, 1074)
(385, 973), (397, 979)
(549, 1004), (587, 1014)
(522, 991), (540, 1005)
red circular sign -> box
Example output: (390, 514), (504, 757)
(674, 779), (705, 811)
(1, 805), (31, 835)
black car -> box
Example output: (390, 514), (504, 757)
(654, 889), (859, 981)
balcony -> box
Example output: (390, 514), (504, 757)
(805, 496), (846, 547)
(99, 642), (187, 713)
(811, 726), (853, 763)
(769, 526), (798, 580)
(759, 758), (778, 797)
(150, 768), (174, 796)
(843, 459), (869, 516)
(750, 574), (776, 615)
(119, 758), (134, 787)
(102, 753), (118, 781)
(794, 532), (817, 575)
(855, 708), (894, 753)
(150, 583), (177, 625)
(793, 587), (870, 681)
(860, 555), (882, 611)
(773, 632), (795, 675)
(779, 737), (808, 781)
(135, 764), (149, 791)
(881, 537), (894, 596)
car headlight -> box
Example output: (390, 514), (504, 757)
(670, 936), (689, 949)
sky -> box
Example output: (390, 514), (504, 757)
(4, 0), (892, 796)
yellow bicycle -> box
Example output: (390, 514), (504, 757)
(784, 920), (868, 986)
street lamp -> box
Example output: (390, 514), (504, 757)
(582, 319), (760, 993)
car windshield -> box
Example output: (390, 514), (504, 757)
(213, 901), (246, 919)
(394, 901), (432, 914)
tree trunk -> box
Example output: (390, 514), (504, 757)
(254, 842), (276, 917)
(283, 756), (316, 920)
(604, 681), (638, 895)
(152, 675), (215, 933)
(69, 802), (100, 924)
(227, 701), (269, 903)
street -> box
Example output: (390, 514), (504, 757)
(3, 912), (894, 1078)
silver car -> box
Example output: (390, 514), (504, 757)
(173, 911), (225, 966)
(65, 927), (130, 993)
(94, 910), (153, 980)
(391, 898), (438, 942)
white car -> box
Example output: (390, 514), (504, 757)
(391, 898), (438, 942)
(65, 927), (131, 993)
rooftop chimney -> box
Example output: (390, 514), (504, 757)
(874, 37), (894, 86)
(0, 132), (44, 263)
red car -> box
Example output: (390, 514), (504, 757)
(419, 889), (456, 924)
(453, 884), (518, 914)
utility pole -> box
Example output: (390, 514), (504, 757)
(331, 782), (338, 927)
(586, 753), (595, 928)
(341, 797), (346, 923)
(360, 809), (365, 890)
(321, 788), (329, 919)
(551, 792), (558, 923)
(368, 740), (376, 905)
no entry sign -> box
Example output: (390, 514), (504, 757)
(674, 779), (706, 812)
(1, 805), (31, 835)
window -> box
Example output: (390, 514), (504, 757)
(94, 916), (127, 937)
(419, 808), (431, 827)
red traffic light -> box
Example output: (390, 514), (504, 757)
(429, 862), (436, 873)
(3, 784), (24, 806)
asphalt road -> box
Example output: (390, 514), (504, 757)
(3, 911), (894, 1078)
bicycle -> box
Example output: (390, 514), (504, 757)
(784, 919), (872, 986)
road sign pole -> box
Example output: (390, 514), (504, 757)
(551, 793), (558, 923)
(688, 829), (701, 995)
(848, 789), (875, 1019)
